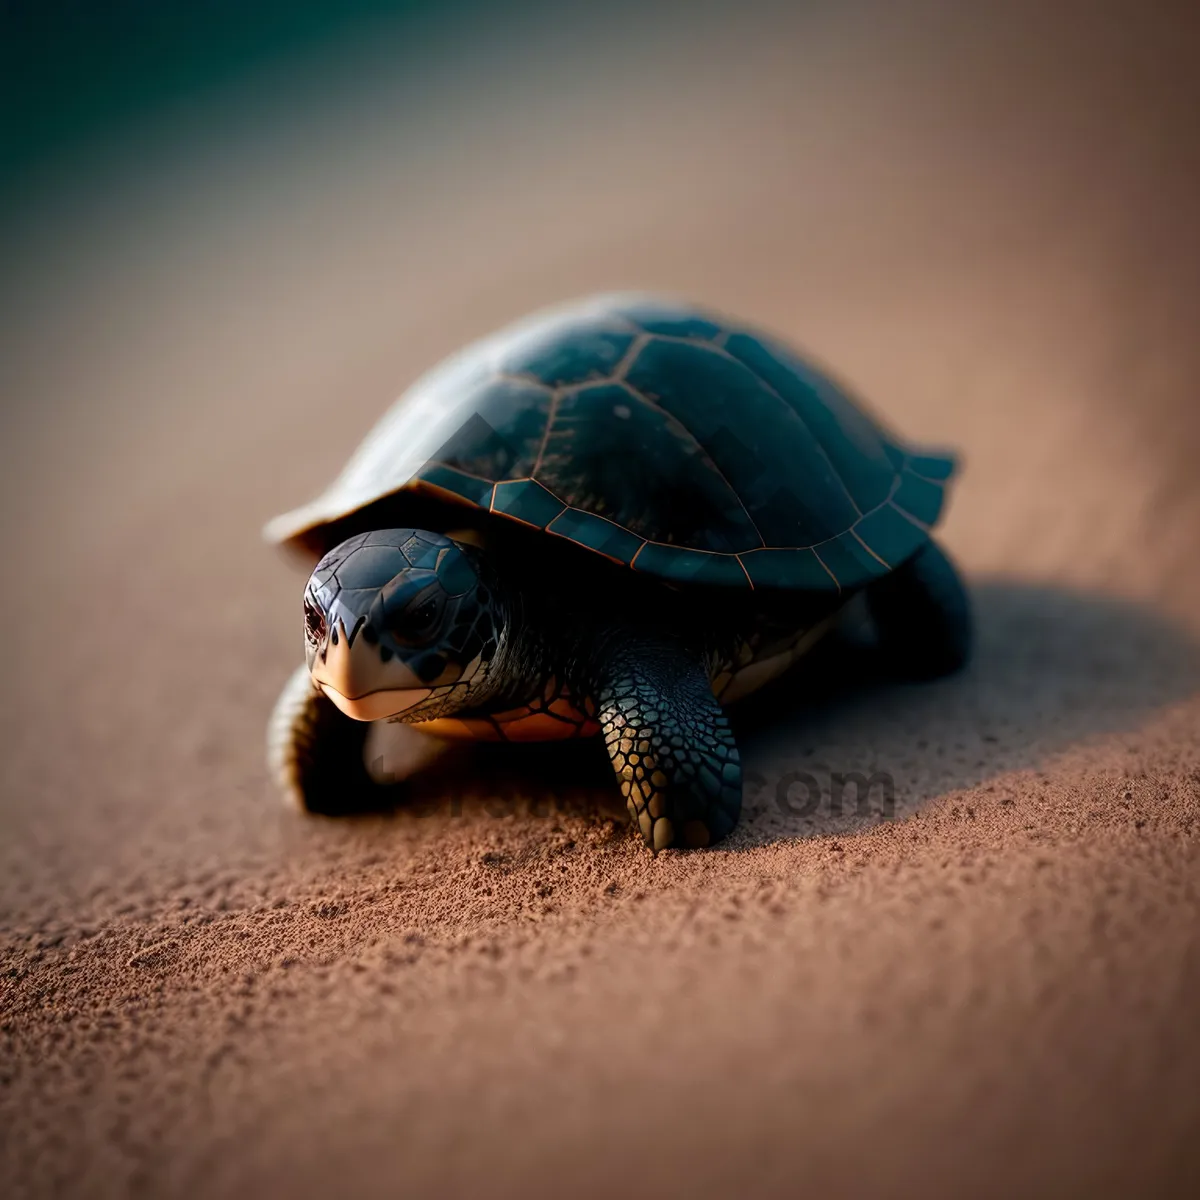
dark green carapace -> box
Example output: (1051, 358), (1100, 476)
(266, 294), (970, 852)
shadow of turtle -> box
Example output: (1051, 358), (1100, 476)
(725, 579), (1200, 849)
(362, 580), (1200, 849)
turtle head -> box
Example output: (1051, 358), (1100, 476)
(302, 529), (505, 722)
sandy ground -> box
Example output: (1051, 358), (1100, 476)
(2, 2), (1199, 1196)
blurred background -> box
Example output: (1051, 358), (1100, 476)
(2, 1), (1199, 1197)
(3, 0), (1199, 605)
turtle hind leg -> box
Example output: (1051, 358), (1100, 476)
(595, 641), (742, 852)
(865, 540), (972, 679)
(267, 664), (408, 815)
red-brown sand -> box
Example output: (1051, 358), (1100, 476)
(2, 3), (1198, 1196)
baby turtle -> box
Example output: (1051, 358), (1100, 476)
(265, 294), (970, 851)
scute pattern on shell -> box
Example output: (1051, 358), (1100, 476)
(266, 294), (957, 592)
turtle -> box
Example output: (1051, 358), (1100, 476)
(264, 293), (970, 851)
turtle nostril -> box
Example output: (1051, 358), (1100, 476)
(330, 626), (339, 646)
(361, 624), (379, 645)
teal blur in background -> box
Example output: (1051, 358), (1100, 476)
(2, 1), (481, 182)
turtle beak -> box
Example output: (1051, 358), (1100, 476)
(310, 618), (432, 721)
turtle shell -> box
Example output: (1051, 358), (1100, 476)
(266, 294), (957, 592)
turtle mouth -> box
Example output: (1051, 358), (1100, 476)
(309, 618), (435, 720)
(316, 682), (433, 722)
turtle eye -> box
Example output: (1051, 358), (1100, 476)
(386, 592), (444, 645)
(303, 597), (327, 645)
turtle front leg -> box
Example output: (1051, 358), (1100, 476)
(267, 664), (409, 814)
(595, 642), (742, 852)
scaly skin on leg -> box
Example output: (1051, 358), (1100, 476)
(866, 540), (972, 679)
(595, 642), (742, 852)
(267, 664), (408, 814)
